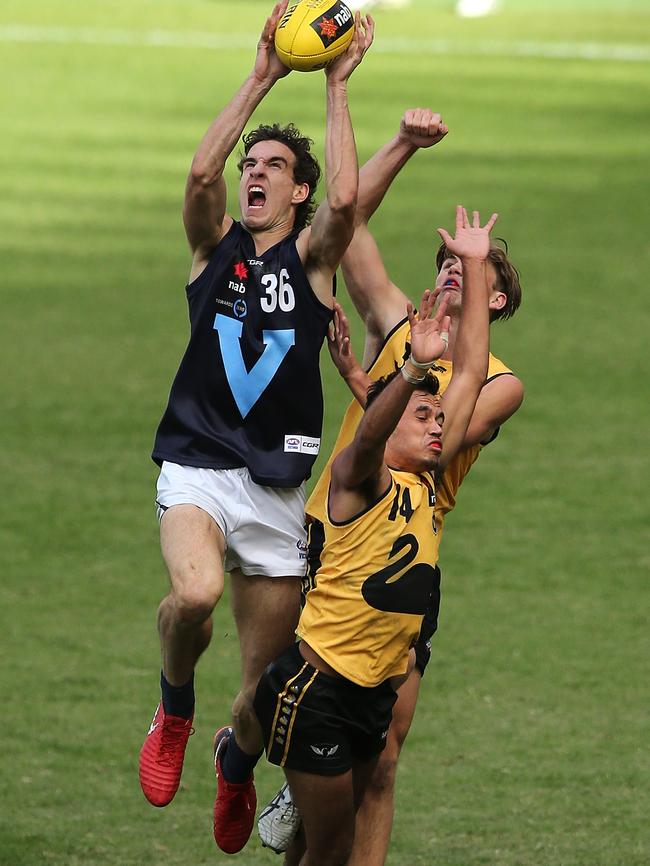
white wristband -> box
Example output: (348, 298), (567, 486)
(401, 360), (426, 384)
(408, 356), (434, 371)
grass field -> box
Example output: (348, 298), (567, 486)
(1, 1), (649, 864)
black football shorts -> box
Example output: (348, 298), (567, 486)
(254, 642), (397, 776)
(413, 567), (441, 677)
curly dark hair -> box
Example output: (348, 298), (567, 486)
(238, 123), (321, 232)
(366, 370), (440, 408)
(435, 239), (522, 322)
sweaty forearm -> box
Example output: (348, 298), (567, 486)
(343, 367), (372, 407)
(354, 370), (415, 457)
(324, 81), (358, 214)
(190, 74), (275, 182)
(452, 258), (489, 382)
(357, 134), (416, 223)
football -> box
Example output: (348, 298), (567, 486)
(275, 0), (355, 72)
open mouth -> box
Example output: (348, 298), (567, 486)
(247, 186), (266, 209)
(443, 277), (461, 289)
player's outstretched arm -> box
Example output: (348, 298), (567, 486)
(357, 108), (448, 226)
(183, 1), (290, 276)
(463, 373), (524, 448)
(327, 302), (372, 406)
(300, 13), (374, 304)
(330, 291), (449, 522)
(342, 109), (448, 354)
(437, 206), (496, 470)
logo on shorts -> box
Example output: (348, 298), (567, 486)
(284, 435), (320, 455)
(310, 743), (339, 758)
(297, 539), (308, 560)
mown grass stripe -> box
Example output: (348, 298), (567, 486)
(1, 24), (649, 62)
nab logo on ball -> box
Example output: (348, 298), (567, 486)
(275, 0), (355, 72)
(311, 2), (354, 48)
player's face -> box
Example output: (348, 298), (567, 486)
(386, 392), (444, 474)
(434, 256), (498, 314)
(239, 141), (308, 231)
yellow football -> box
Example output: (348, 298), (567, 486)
(275, 0), (355, 72)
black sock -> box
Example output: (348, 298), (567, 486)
(160, 671), (195, 720)
(220, 733), (263, 784)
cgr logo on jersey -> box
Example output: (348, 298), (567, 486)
(284, 435), (320, 455)
(310, 743), (339, 758)
(310, 2), (354, 47)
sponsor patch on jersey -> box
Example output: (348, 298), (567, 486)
(284, 435), (321, 455)
(233, 299), (247, 318)
(233, 261), (249, 280)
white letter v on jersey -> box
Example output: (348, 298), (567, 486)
(214, 314), (295, 418)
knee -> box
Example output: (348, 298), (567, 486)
(369, 749), (399, 798)
(309, 832), (352, 866)
(169, 574), (223, 625)
(328, 833), (354, 866)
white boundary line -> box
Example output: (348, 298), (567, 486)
(1, 24), (649, 62)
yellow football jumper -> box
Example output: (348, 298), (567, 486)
(298, 468), (440, 687)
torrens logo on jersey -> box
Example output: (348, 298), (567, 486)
(310, 2), (353, 46)
(284, 435), (320, 455)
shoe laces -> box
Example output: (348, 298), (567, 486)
(158, 719), (194, 767)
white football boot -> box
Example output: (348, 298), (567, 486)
(257, 783), (302, 854)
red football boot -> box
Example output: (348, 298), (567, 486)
(139, 703), (193, 807)
(213, 726), (257, 854)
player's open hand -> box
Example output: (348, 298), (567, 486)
(398, 109), (449, 149)
(437, 206), (498, 262)
(407, 290), (450, 366)
(254, 1), (291, 84)
(327, 302), (360, 379)
(326, 13), (374, 83)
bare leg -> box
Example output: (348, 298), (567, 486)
(230, 570), (301, 754)
(285, 768), (355, 866)
(157, 505), (226, 685)
(347, 669), (423, 866)
(284, 824), (306, 866)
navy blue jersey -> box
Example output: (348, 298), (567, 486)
(153, 221), (333, 487)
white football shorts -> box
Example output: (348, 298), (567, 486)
(155, 461), (308, 578)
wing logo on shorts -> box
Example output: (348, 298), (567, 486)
(310, 743), (339, 758)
